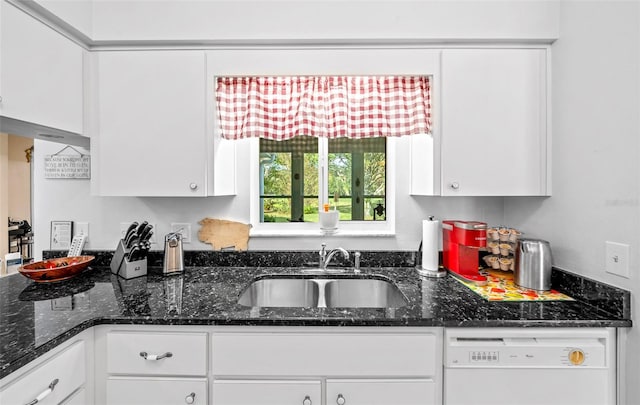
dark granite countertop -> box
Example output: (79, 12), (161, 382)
(0, 250), (632, 379)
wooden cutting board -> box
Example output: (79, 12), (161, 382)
(198, 218), (251, 251)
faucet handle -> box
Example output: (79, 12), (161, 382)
(354, 251), (361, 273)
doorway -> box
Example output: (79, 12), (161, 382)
(1, 133), (34, 271)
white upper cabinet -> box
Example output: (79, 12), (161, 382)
(0, 2), (84, 134)
(93, 50), (210, 196)
(440, 48), (549, 196)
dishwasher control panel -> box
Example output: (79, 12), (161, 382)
(447, 337), (606, 368)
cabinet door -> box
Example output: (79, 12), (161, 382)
(326, 379), (436, 405)
(95, 50), (207, 196)
(60, 388), (86, 405)
(106, 377), (207, 405)
(0, 2), (84, 133)
(441, 49), (548, 196)
(106, 331), (207, 376)
(213, 380), (321, 405)
(0, 340), (86, 405)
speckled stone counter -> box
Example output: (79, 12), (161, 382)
(0, 250), (631, 379)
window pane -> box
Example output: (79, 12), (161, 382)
(262, 198), (291, 222)
(260, 137), (318, 223)
(328, 138), (386, 221)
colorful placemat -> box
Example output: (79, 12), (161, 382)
(453, 269), (574, 302)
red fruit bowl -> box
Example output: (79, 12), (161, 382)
(19, 256), (95, 283)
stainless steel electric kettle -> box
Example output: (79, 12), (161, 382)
(514, 238), (553, 291)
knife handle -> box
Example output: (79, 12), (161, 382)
(125, 234), (139, 249)
(124, 222), (138, 243)
(136, 221), (149, 235)
(139, 224), (153, 243)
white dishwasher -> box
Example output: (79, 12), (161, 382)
(444, 328), (616, 405)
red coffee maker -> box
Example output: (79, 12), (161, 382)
(443, 220), (487, 284)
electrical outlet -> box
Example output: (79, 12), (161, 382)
(75, 222), (89, 243)
(120, 222), (157, 244)
(171, 223), (192, 244)
(120, 222), (132, 238)
(148, 223), (157, 245)
(605, 241), (630, 278)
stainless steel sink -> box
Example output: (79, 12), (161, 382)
(237, 278), (319, 307)
(237, 277), (407, 308)
(324, 279), (407, 308)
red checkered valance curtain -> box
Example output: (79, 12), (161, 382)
(215, 76), (431, 140)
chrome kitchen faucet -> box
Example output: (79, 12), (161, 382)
(319, 243), (350, 270)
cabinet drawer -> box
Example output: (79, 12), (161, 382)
(0, 340), (86, 405)
(213, 380), (321, 405)
(107, 331), (207, 376)
(107, 377), (207, 405)
(327, 379), (436, 405)
(212, 332), (437, 376)
(61, 388), (86, 405)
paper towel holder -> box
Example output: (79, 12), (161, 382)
(416, 216), (447, 278)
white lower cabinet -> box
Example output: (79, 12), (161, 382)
(213, 380), (321, 405)
(211, 327), (443, 405)
(97, 327), (208, 405)
(106, 331), (208, 376)
(95, 325), (443, 405)
(326, 379), (436, 405)
(213, 379), (434, 405)
(0, 330), (92, 405)
(60, 388), (87, 405)
(107, 377), (207, 405)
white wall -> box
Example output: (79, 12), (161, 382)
(86, 0), (559, 42)
(504, 1), (640, 403)
(33, 0), (93, 36)
(28, 0), (560, 44)
(33, 137), (505, 255)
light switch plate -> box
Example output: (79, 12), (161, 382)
(171, 223), (192, 244)
(605, 241), (630, 278)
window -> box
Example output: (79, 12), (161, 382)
(215, 74), (431, 235)
(260, 136), (386, 223)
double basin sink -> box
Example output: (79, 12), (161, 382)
(238, 274), (408, 309)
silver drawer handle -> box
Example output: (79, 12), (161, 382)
(25, 378), (59, 405)
(139, 351), (173, 360)
(185, 392), (196, 404)
(336, 393), (346, 405)
(303, 395), (312, 405)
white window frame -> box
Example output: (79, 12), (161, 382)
(250, 136), (396, 236)
(207, 48), (440, 237)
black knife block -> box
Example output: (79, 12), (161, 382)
(110, 239), (147, 279)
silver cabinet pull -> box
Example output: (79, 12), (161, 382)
(139, 351), (173, 360)
(336, 393), (346, 405)
(25, 378), (58, 405)
(302, 395), (312, 405)
(450, 182), (460, 190)
(189, 183), (198, 190)
(185, 392), (196, 404)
